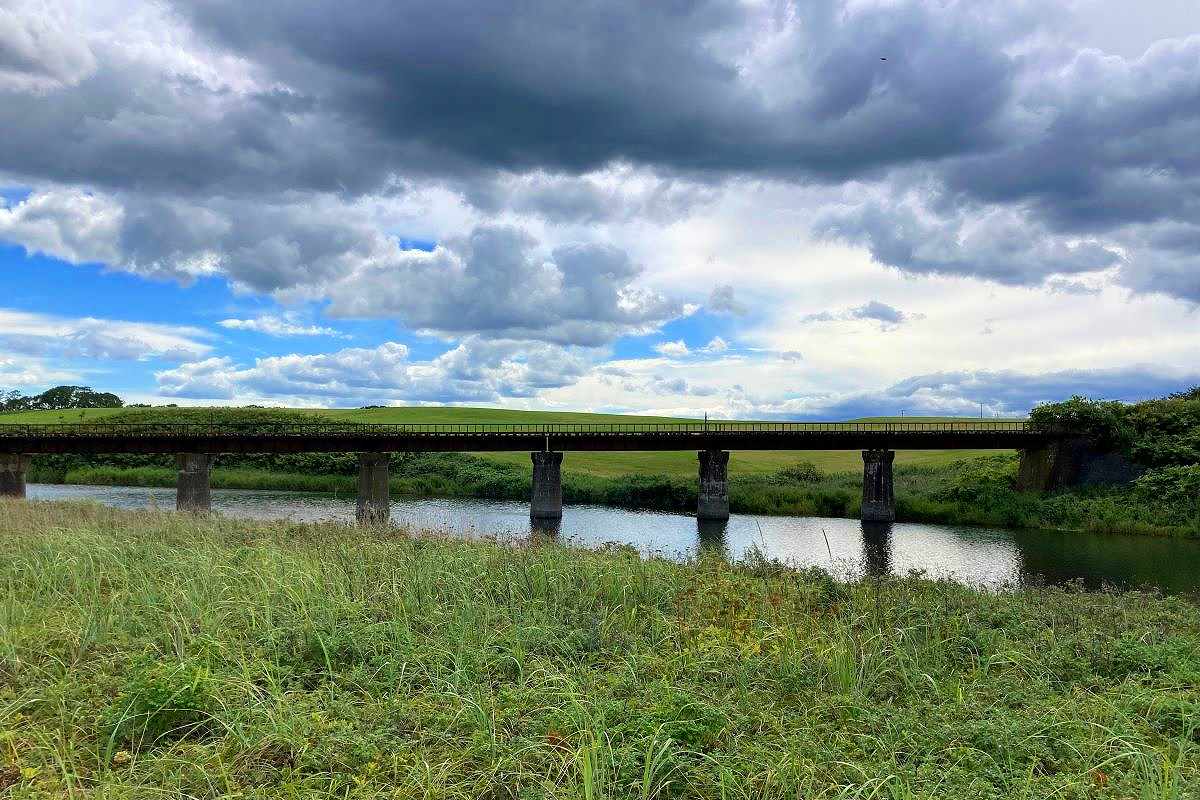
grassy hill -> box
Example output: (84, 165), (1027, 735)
(0, 405), (1009, 477)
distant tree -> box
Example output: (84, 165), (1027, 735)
(1, 389), (32, 412)
(1167, 386), (1200, 401)
(30, 386), (123, 410)
(1, 385), (123, 412)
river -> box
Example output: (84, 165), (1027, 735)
(26, 483), (1200, 594)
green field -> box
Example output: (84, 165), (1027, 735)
(2, 501), (1197, 797)
(0, 405), (1010, 477)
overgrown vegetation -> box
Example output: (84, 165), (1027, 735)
(1032, 391), (1200, 530)
(2, 501), (1198, 797)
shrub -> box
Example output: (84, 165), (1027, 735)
(102, 658), (216, 751)
(772, 461), (822, 484)
(1134, 465), (1200, 511)
(932, 456), (1018, 503)
(1029, 395), (1132, 450)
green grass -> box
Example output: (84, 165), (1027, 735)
(0, 405), (1009, 477)
(1, 501), (1197, 798)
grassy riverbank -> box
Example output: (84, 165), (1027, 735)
(7, 405), (1199, 536)
(2, 501), (1198, 798)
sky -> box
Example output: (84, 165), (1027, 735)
(1, 0), (1198, 419)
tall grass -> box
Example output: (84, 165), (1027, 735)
(1, 500), (1198, 797)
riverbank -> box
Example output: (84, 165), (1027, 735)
(27, 452), (1200, 537)
(2, 501), (1197, 797)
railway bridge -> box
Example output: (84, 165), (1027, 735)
(0, 421), (1074, 524)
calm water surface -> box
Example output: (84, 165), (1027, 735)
(27, 483), (1200, 594)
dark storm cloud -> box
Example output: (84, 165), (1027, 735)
(171, 0), (1020, 178)
(0, 61), (396, 197)
(1, 0), (1198, 312)
(819, 37), (1200, 300)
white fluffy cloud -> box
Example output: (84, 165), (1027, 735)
(0, 308), (211, 361)
(156, 338), (598, 405)
(218, 315), (346, 338)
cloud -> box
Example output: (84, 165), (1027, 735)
(324, 225), (683, 346)
(707, 284), (748, 316)
(737, 366), (1200, 420)
(218, 315), (347, 338)
(156, 338), (598, 404)
(800, 300), (919, 328)
(0, 0), (96, 92)
(0, 355), (79, 389)
(174, 0), (1022, 179)
(0, 0), (1196, 308)
(0, 189), (123, 265)
(0, 309), (212, 361)
(654, 337), (730, 359)
(0, 191), (683, 346)
(816, 36), (1200, 301)
(654, 340), (690, 358)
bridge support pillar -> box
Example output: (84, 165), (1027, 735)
(176, 453), (213, 513)
(861, 449), (895, 522)
(531, 451), (563, 519)
(0, 454), (31, 499)
(356, 453), (391, 527)
(697, 449), (730, 520)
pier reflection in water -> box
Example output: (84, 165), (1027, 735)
(860, 521), (893, 578)
(25, 483), (1200, 594)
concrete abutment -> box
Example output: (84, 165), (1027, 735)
(1016, 438), (1142, 492)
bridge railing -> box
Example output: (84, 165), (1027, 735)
(0, 420), (1058, 437)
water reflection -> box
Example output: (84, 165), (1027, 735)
(24, 483), (1200, 594)
(530, 516), (562, 542)
(696, 518), (730, 559)
(860, 521), (893, 578)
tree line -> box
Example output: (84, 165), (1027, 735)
(1, 385), (124, 412)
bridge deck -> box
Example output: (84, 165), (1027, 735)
(0, 421), (1062, 454)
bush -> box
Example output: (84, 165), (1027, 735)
(932, 456), (1017, 503)
(1029, 395), (1132, 450)
(1134, 465), (1200, 511)
(102, 658), (216, 750)
(772, 461), (822, 484)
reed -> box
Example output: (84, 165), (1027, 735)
(1, 500), (1197, 797)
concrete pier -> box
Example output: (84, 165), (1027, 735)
(697, 449), (730, 520)
(176, 453), (213, 513)
(861, 449), (895, 522)
(356, 452), (391, 526)
(0, 454), (31, 498)
(530, 451), (563, 519)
